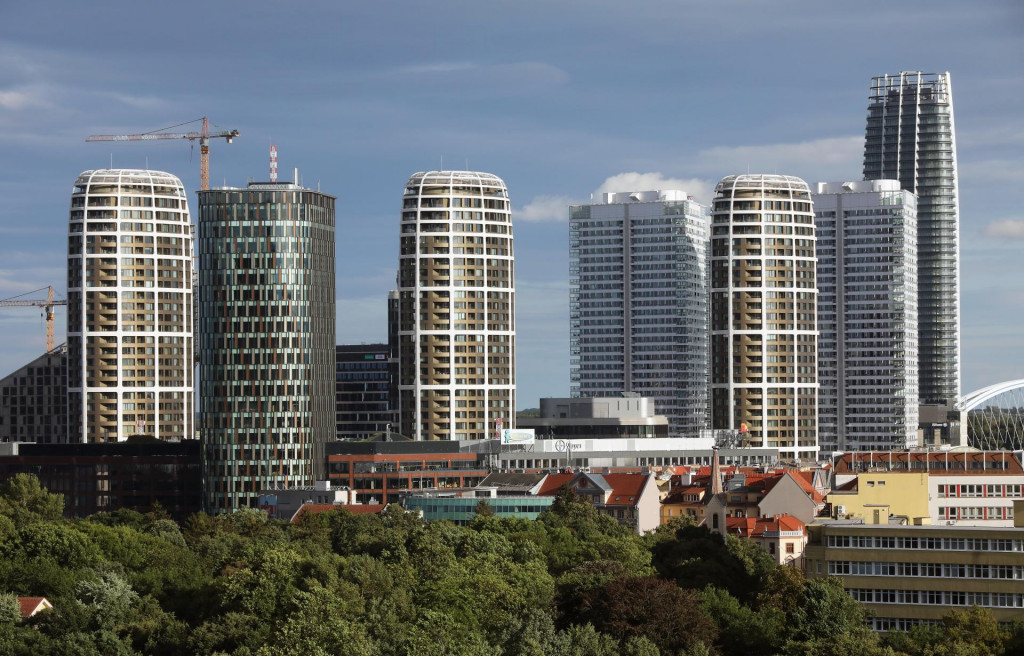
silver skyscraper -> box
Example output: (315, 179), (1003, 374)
(863, 71), (960, 405)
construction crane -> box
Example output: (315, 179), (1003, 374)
(86, 117), (240, 190)
(0, 286), (67, 353)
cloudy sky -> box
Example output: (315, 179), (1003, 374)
(0, 1), (1021, 408)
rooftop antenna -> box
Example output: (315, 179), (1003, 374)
(440, 155), (444, 171)
(145, 156), (149, 170)
(110, 153), (113, 168)
(270, 144), (278, 183)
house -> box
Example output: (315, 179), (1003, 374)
(537, 471), (661, 533)
(17, 597), (52, 618)
(723, 514), (807, 566)
(706, 470), (826, 532)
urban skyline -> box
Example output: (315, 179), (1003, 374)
(0, 2), (1021, 410)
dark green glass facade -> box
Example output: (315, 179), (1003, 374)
(197, 183), (336, 513)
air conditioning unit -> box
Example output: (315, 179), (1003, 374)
(835, 505), (847, 517)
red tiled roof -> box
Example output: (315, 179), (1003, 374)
(835, 451), (1023, 475)
(536, 473), (575, 496)
(787, 471), (826, 503)
(725, 514), (805, 538)
(602, 473), (650, 503)
(17, 597), (50, 618)
(290, 503), (386, 523)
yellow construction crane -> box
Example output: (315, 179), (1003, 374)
(86, 117), (240, 190)
(0, 286), (67, 352)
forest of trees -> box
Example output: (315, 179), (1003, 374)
(0, 473), (1020, 655)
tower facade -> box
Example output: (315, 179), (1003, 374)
(710, 175), (818, 461)
(863, 71), (960, 405)
(813, 181), (919, 454)
(397, 171), (515, 441)
(197, 180), (335, 512)
(569, 191), (710, 436)
(67, 169), (194, 443)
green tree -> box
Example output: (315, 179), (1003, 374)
(0, 474), (64, 526)
(475, 499), (496, 517)
(790, 577), (867, 643)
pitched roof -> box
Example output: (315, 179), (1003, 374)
(724, 514), (805, 538)
(602, 473), (652, 505)
(17, 597), (52, 618)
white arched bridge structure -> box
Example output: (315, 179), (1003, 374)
(958, 379), (1024, 450)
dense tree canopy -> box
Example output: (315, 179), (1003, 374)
(0, 474), (1016, 655)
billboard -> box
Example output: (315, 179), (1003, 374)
(501, 428), (535, 445)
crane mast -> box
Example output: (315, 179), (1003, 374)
(86, 116), (240, 190)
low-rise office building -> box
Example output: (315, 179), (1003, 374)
(0, 440), (201, 519)
(804, 516), (1024, 630)
(517, 396), (669, 439)
(0, 346), (68, 444)
(833, 451), (1024, 526)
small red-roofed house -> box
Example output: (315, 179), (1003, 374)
(537, 472), (660, 533)
(17, 597), (52, 619)
(723, 514), (807, 566)
(660, 484), (708, 525)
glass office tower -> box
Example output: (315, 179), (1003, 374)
(813, 180), (919, 454)
(197, 179), (335, 512)
(569, 190), (710, 436)
(863, 71), (960, 405)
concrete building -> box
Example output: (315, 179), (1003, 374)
(335, 344), (396, 440)
(397, 171), (515, 441)
(0, 346), (67, 443)
(517, 396), (669, 439)
(805, 518), (1024, 631)
(569, 191), (710, 436)
(710, 175), (818, 460)
(863, 72), (961, 406)
(812, 181), (918, 454)
(197, 177), (336, 512)
(67, 169), (194, 443)
(832, 450), (1024, 526)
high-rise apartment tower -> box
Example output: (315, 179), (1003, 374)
(569, 191), (710, 435)
(813, 181), (919, 454)
(397, 171), (515, 440)
(197, 178), (335, 512)
(67, 169), (194, 443)
(710, 175), (818, 461)
(863, 71), (960, 405)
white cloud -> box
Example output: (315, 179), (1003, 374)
(515, 195), (576, 222)
(982, 219), (1024, 240)
(594, 172), (716, 206)
(0, 87), (49, 110)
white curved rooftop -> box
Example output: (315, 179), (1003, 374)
(715, 174), (810, 194)
(74, 168), (185, 192)
(405, 170), (507, 188)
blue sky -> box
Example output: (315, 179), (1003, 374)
(0, 1), (1022, 409)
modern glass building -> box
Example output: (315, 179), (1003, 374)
(67, 169), (194, 443)
(813, 181), (919, 454)
(335, 343), (395, 440)
(197, 179), (335, 512)
(397, 171), (515, 441)
(569, 191), (710, 436)
(863, 72), (960, 405)
(710, 175), (818, 461)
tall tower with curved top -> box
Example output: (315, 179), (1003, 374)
(67, 169), (194, 443)
(397, 171), (515, 441)
(710, 174), (818, 461)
